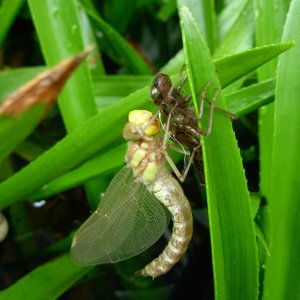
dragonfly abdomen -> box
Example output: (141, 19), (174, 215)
(136, 172), (193, 278)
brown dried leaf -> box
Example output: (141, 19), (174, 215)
(0, 48), (94, 116)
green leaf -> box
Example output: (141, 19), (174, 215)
(78, 1), (105, 75)
(263, 0), (300, 299)
(81, 3), (153, 75)
(29, 144), (126, 201)
(215, 41), (294, 88)
(178, 4), (258, 299)
(28, 0), (106, 207)
(0, 254), (91, 300)
(254, 0), (290, 199)
(0, 157), (14, 181)
(177, 0), (216, 53)
(217, 0), (248, 44)
(254, 198), (272, 256)
(254, 0), (290, 79)
(93, 75), (152, 110)
(103, 0), (150, 34)
(214, 0), (254, 59)
(14, 139), (45, 161)
(250, 193), (272, 256)
(28, 0), (97, 132)
(225, 78), (275, 116)
(0, 105), (45, 163)
(255, 224), (270, 256)
(161, 42), (294, 88)
(156, 0), (177, 21)
(0, 0), (25, 46)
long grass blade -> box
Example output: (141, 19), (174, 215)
(263, 0), (300, 298)
(178, 4), (258, 299)
(0, 255), (91, 300)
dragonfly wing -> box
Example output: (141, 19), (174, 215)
(71, 167), (170, 265)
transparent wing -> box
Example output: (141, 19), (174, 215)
(70, 167), (170, 265)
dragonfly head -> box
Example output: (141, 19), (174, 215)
(150, 73), (172, 105)
(123, 110), (160, 141)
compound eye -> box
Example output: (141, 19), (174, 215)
(150, 87), (160, 102)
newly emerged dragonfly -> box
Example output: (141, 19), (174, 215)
(150, 71), (236, 182)
(71, 110), (192, 278)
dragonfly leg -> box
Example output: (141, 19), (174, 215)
(198, 80), (213, 121)
(198, 88), (219, 137)
(200, 80), (237, 121)
(161, 104), (184, 150)
(198, 84), (237, 137)
(204, 98), (237, 120)
(162, 111), (172, 149)
(174, 64), (187, 91)
(176, 74), (188, 92)
(178, 63), (187, 75)
(167, 64), (187, 98)
(163, 145), (200, 183)
(164, 152), (185, 183)
(162, 110), (202, 182)
(183, 94), (192, 103)
(175, 72), (236, 122)
(168, 144), (191, 155)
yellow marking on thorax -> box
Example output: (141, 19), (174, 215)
(142, 162), (159, 182)
(130, 149), (147, 168)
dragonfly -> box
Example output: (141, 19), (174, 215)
(71, 110), (193, 278)
(150, 71), (236, 182)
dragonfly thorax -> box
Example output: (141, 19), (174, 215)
(125, 138), (164, 183)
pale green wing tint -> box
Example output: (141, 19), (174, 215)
(71, 167), (170, 265)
